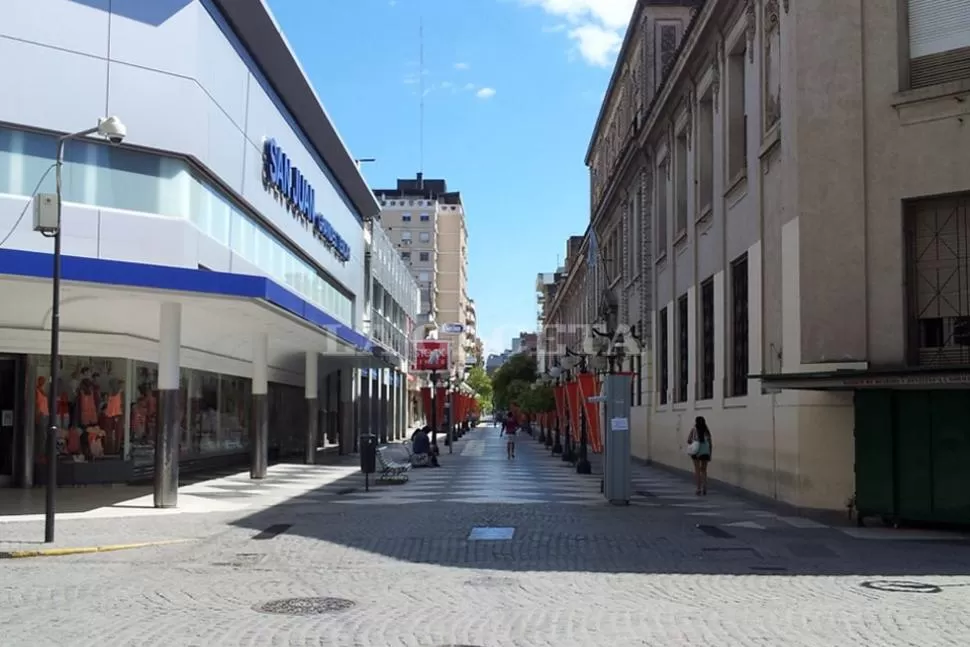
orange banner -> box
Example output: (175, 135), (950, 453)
(420, 387), (432, 426)
(435, 387), (447, 429)
(565, 380), (581, 443)
(553, 384), (566, 433)
(577, 373), (603, 453)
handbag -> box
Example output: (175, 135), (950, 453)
(687, 440), (700, 456)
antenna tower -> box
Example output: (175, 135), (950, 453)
(419, 15), (425, 175)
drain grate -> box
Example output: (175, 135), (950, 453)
(697, 524), (734, 539)
(860, 580), (942, 594)
(254, 597), (356, 615)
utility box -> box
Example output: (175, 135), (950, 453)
(33, 193), (58, 233)
(602, 373), (633, 505)
(360, 433), (377, 474)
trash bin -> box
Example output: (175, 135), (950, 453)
(360, 433), (377, 474)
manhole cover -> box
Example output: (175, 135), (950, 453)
(860, 580), (942, 594)
(254, 597), (356, 615)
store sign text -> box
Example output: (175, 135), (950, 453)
(262, 138), (351, 263)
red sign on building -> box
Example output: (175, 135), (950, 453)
(412, 340), (450, 372)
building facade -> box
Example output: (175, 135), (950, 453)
(375, 174), (477, 374)
(544, 0), (970, 514)
(0, 0), (394, 493)
(361, 218), (421, 442)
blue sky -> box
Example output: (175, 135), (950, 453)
(266, 0), (635, 355)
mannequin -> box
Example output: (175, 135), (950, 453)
(35, 376), (49, 461)
(102, 379), (123, 455)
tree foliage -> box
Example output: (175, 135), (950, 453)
(491, 353), (538, 410)
(465, 365), (493, 411)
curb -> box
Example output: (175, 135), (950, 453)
(0, 538), (194, 559)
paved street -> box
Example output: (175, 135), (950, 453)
(2, 425), (970, 646)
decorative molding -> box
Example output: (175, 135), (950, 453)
(764, 93), (781, 129)
(782, 0), (789, 13)
(684, 86), (695, 150)
(745, 0), (757, 63)
(764, 0), (780, 34)
(711, 39), (722, 111)
(666, 122), (674, 179)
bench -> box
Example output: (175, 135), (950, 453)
(376, 446), (410, 482)
(401, 440), (433, 468)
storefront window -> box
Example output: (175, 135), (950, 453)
(220, 375), (250, 452)
(28, 355), (128, 465)
(189, 371), (221, 455)
(268, 382), (306, 457)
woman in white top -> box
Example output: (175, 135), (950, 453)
(686, 416), (713, 496)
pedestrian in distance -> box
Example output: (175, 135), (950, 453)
(502, 416), (517, 460)
(686, 416), (713, 495)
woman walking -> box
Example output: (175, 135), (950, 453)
(686, 416), (713, 495)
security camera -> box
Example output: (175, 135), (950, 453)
(97, 116), (127, 144)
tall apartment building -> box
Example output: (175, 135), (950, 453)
(376, 174), (476, 372)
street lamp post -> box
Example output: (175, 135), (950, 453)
(41, 116), (127, 544)
(563, 350), (592, 475)
(429, 370), (439, 452)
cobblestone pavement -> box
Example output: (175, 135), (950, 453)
(2, 426), (970, 647)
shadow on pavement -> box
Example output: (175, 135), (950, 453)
(226, 427), (970, 579)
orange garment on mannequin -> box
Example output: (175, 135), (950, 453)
(79, 392), (98, 426)
(35, 377), (49, 417)
(105, 393), (122, 418)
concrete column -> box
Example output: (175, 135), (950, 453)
(379, 369), (389, 443)
(250, 333), (269, 479)
(359, 369), (370, 448)
(154, 302), (182, 508)
(370, 370), (380, 442)
(390, 371), (399, 440)
(339, 369), (353, 454)
(304, 352), (318, 465)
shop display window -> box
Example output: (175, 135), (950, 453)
(30, 355), (128, 464)
(219, 375), (250, 453)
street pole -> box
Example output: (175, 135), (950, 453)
(429, 371), (439, 450)
(576, 362), (592, 475)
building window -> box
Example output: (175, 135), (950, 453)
(402, 213), (412, 222)
(656, 22), (680, 87)
(418, 271), (430, 282)
(908, 0), (970, 88)
(419, 251), (430, 261)
(730, 254), (749, 397)
(675, 130), (688, 236)
(727, 45), (747, 182)
(401, 251), (411, 261)
(698, 91), (714, 214)
(419, 231), (431, 243)
(657, 160), (669, 256)
(420, 213), (430, 221)
(699, 277), (715, 400)
(906, 195), (970, 366)
(400, 231), (412, 246)
(676, 294), (689, 403)
(658, 307), (669, 405)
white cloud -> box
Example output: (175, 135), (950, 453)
(520, 0), (635, 66)
(454, 62), (470, 70)
(476, 87), (497, 99)
(464, 82), (477, 91)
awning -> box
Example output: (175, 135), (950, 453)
(755, 366), (970, 391)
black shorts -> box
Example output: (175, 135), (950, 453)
(694, 454), (711, 462)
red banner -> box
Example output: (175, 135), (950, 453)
(412, 340), (450, 372)
(420, 387), (432, 425)
(565, 380), (581, 443)
(577, 372), (603, 454)
(553, 384), (566, 433)
(435, 387), (447, 428)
